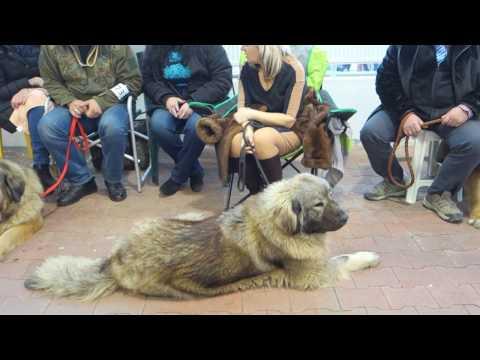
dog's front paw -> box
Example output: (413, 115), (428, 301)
(468, 218), (480, 230)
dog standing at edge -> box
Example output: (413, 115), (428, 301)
(0, 159), (44, 260)
(25, 174), (380, 301)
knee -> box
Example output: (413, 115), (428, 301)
(452, 136), (480, 157)
(150, 110), (175, 138)
(360, 122), (382, 146)
(253, 129), (276, 150)
(37, 109), (68, 141)
(99, 107), (128, 138)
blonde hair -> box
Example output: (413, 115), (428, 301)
(256, 45), (292, 79)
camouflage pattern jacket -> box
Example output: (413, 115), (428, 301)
(39, 45), (142, 111)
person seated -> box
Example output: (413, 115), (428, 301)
(37, 45), (142, 206)
(141, 45), (233, 196)
(229, 45), (307, 194)
(0, 45), (55, 189)
(360, 45), (480, 224)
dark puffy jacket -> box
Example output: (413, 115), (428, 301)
(0, 45), (40, 132)
(141, 45), (233, 114)
(371, 45), (480, 122)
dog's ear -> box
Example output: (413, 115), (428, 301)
(276, 198), (302, 235)
(4, 173), (25, 203)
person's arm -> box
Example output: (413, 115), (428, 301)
(237, 57), (305, 129)
(141, 45), (178, 106)
(0, 67), (31, 102)
(189, 46), (233, 103)
(93, 46), (143, 111)
(376, 45), (415, 119)
(39, 45), (77, 106)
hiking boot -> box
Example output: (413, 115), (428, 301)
(423, 192), (464, 223)
(105, 181), (127, 202)
(364, 179), (407, 201)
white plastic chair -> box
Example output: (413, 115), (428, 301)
(405, 130), (442, 204)
(405, 130), (462, 204)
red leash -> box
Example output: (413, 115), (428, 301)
(41, 116), (90, 198)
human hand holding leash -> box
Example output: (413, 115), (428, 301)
(241, 124), (255, 154)
(84, 99), (103, 119)
(402, 112), (424, 136)
(441, 106), (469, 127)
(234, 107), (253, 126)
(68, 100), (88, 117)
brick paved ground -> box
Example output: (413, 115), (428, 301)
(1, 144), (479, 315)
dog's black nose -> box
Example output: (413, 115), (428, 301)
(338, 212), (349, 226)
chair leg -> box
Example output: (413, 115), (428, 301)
(147, 115), (159, 185)
(24, 133), (33, 160)
(0, 130), (4, 159)
(224, 173), (235, 211)
(127, 96), (142, 193)
(406, 133), (428, 204)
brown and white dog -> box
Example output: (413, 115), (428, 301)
(0, 159), (44, 260)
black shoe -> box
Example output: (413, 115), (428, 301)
(105, 181), (127, 202)
(160, 178), (182, 196)
(33, 165), (56, 190)
(190, 174), (204, 193)
(57, 178), (98, 207)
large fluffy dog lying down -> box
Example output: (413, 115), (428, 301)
(0, 159), (44, 260)
(25, 174), (380, 301)
(466, 168), (480, 229)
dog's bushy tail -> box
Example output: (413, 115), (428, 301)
(24, 256), (117, 302)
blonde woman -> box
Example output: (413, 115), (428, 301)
(231, 45), (306, 194)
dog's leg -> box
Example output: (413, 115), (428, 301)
(329, 252), (380, 280)
(0, 217), (43, 261)
(170, 269), (290, 297)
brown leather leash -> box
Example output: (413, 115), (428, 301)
(387, 115), (442, 189)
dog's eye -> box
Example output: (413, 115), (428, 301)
(315, 201), (325, 207)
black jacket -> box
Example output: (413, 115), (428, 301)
(141, 45), (233, 114)
(371, 45), (480, 122)
(0, 45), (40, 132)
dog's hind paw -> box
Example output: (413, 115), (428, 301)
(468, 218), (480, 229)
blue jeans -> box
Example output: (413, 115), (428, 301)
(38, 104), (129, 185)
(150, 109), (205, 184)
(27, 106), (50, 167)
(360, 110), (480, 194)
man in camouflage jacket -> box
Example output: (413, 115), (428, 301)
(38, 45), (142, 206)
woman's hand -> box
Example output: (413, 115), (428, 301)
(177, 102), (193, 119)
(166, 97), (185, 118)
(234, 107), (254, 126)
(240, 124), (255, 154)
(11, 88), (32, 109)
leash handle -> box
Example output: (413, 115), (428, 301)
(236, 121), (270, 192)
(387, 115), (442, 189)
